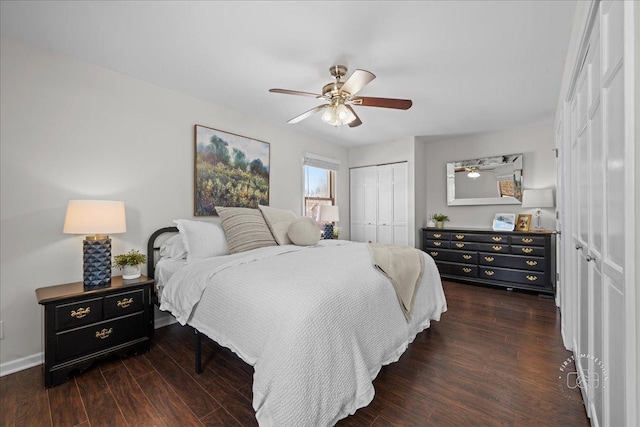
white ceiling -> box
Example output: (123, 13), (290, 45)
(0, 1), (576, 147)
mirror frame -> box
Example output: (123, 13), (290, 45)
(447, 153), (523, 206)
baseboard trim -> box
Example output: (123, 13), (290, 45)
(1, 317), (178, 377)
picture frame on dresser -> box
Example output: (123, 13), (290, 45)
(516, 214), (532, 231)
(492, 213), (516, 231)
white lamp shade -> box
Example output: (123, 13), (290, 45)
(318, 205), (339, 222)
(63, 200), (126, 235)
(522, 189), (554, 208)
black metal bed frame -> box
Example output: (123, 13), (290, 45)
(147, 226), (203, 374)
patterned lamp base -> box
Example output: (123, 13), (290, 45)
(323, 223), (334, 240)
(83, 237), (112, 288)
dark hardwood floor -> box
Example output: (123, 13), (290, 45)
(1, 281), (589, 426)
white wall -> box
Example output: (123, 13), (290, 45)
(347, 137), (419, 247)
(0, 38), (349, 372)
(422, 122), (557, 230)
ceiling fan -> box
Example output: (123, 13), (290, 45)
(269, 65), (412, 127)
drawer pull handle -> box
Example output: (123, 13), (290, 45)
(522, 238), (534, 243)
(71, 307), (90, 319)
(117, 298), (134, 308)
(462, 254), (472, 260)
(455, 243), (465, 248)
(492, 246), (503, 251)
(492, 236), (503, 242)
(95, 328), (113, 340)
(433, 233), (442, 238)
(484, 270), (495, 276)
(484, 256), (494, 262)
(455, 234), (464, 240)
(526, 260), (538, 266)
(526, 275), (538, 282)
(430, 251), (439, 257)
(433, 241), (442, 246)
(522, 247), (534, 254)
(462, 268), (472, 273)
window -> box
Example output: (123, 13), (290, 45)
(302, 153), (340, 220)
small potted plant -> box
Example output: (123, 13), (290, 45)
(432, 213), (450, 229)
(113, 249), (147, 280)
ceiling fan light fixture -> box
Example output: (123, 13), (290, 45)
(467, 167), (481, 179)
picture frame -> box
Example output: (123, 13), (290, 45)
(516, 213), (532, 232)
(194, 125), (270, 216)
(492, 213), (516, 231)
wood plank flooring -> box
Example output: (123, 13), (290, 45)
(1, 281), (589, 426)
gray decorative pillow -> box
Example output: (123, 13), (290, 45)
(216, 207), (277, 254)
(258, 205), (297, 245)
(287, 217), (321, 246)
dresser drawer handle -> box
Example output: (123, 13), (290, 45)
(526, 275), (538, 282)
(71, 307), (91, 319)
(484, 270), (495, 276)
(433, 233), (442, 238)
(522, 238), (534, 243)
(522, 247), (534, 254)
(430, 251), (439, 257)
(462, 254), (472, 260)
(117, 298), (134, 308)
(526, 260), (538, 266)
(462, 268), (472, 273)
(492, 246), (503, 251)
(484, 256), (494, 262)
(455, 243), (465, 248)
(492, 236), (503, 242)
(433, 241), (442, 246)
(455, 234), (464, 240)
(95, 328), (113, 340)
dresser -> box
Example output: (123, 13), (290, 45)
(422, 228), (554, 294)
(36, 276), (154, 387)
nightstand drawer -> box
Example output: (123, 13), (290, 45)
(56, 312), (146, 361)
(104, 289), (144, 319)
(55, 298), (103, 331)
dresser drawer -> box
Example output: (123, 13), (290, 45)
(427, 248), (476, 264)
(437, 262), (478, 278)
(449, 241), (477, 251)
(479, 266), (546, 286)
(479, 253), (545, 271)
(425, 239), (450, 249)
(476, 243), (510, 253)
(104, 289), (144, 319)
(511, 245), (546, 257)
(55, 298), (103, 331)
(56, 312), (146, 361)
(425, 230), (450, 240)
(510, 235), (546, 246)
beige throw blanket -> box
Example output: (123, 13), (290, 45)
(368, 243), (425, 321)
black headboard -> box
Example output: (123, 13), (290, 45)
(147, 226), (179, 280)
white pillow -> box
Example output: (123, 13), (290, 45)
(258, 205), (297, 245)
(287, 217), (321, 246)
(173, 219), (229, 261)
(159, 234), (187, 259)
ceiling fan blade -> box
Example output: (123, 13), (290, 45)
(339, 69), (376, 96)
(287, 104), (328, 124)
(351, 96), (413, 110)
(346, 105), (362, 128)
(269, 88), (323, 98)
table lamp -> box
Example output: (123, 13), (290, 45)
(318, 205), (339, 239)
(522, 189), (554, 230)
(63, 200), (126, 288)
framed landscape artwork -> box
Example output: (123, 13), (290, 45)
(194, 125), (270, 216)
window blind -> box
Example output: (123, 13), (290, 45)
(303, 153), (340, 171)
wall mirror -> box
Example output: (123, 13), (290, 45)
(447, 153), (523, 206)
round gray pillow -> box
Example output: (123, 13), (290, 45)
(287, 217), (321, 246)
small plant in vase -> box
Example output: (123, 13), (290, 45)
(113, 250), (147, 280)
(432, 213), (450, 229)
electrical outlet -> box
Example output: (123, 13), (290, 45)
(0, 320), (3, 340)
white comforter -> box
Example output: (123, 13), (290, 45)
(160, 240), (447, 426)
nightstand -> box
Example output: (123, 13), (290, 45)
(35, 275), (154, 387)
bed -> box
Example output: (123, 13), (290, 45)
(147, 218), (446, 426)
